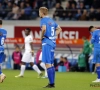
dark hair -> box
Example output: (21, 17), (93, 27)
(64, 57), (67, 60)
(25, 28), (31, 32)
(0, 19), (2, 25)
(89, 26), (94, 31)
(13, 3), (17, 6)
(60, 56), (63, 58)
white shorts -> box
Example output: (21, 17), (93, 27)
(21, 52), (34, 63)
(39, 52), (42, 61)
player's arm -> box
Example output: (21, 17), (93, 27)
(41, 25), (46, 40)
(56, 26), (62, 36)
(55, 22), (62, 36)
(91, 32), (95, 44)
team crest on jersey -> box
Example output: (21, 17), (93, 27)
(48, 22), (52, 25)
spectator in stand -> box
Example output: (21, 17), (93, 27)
(56, 0), (61, 4)
(92, 0), (100, 9)
(65, 1), (71, 10)
(12, 46), (22, 70)
(34, 0), (43, 17)
(5, 3), (19, 20)
(0, 3), (6, 19)
(24, 0), (34, 7)
(70, 3), (77, 20)
(84, 0), (93, 9)
(75, 9), (82, 20)
(35, 0), (43, 9)
(0, 0), (100, 21)
(79, 9), (88, 21)
(5, 1), (12, 15)
(53, 3), (64, 20)
(88, 7), (96, 21)
(68, 0), (77, 8)
(19, 1), (25, 10)
(11, 3), (19, 20)
(43, 0), (56, 9)
(0, 0), (3, 3)
(78, 1), (86, 13)
(18, 9), (26, 20)
(95, 8), (100, 21)
(14, 0), (21, 5)
(64, 1), (71, 20)
(24, 3), (32, 19)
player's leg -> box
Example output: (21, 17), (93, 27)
(92, 63), (95, 74)
(92, 63), (100, 82)
(42, 44), (55, 88)
(85, 54), (89, 71)
(39, 52), (47, 78)
(15, 62), (26, 77)
(40, 62), (48, 78)
(0, 52), (6, 83)
(50, 49), (55, 86)
(20, 62), (26, 76)
(92, 49), (100, 82)
(30, 56), (43, 78)
(15, 52), (29, 77)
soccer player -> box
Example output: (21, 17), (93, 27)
(15, 28), (43, 78)
(39, 7), (62, 88)
(89, 26), (100, 82)
(0, 20), (7, 83)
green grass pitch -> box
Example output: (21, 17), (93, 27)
(0, 70), (100, 90)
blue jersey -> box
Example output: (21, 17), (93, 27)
(40, 16), (59, 48)
(0, 28), (7, 52)
(91, 29), (100, 48)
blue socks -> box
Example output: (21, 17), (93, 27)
(0, 66), (2, 75)
(52, 66), (55, 84)
(47, 66), (55, 84)
(96, 66), (100, 79)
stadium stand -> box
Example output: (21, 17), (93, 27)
(0, 0), (100, 21)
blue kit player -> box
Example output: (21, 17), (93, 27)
(0, 20), (7, 83)
(39, 7), (62, 88)
(89, 26), (100, 82)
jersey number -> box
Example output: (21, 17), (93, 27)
(51, 27), (54, 36)
(1, 37), (4, 45)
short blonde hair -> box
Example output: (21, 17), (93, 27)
(39, 7), (48, 15)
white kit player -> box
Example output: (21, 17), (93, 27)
(15, 28), (43, 78)
(39, 51), (48, 78)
